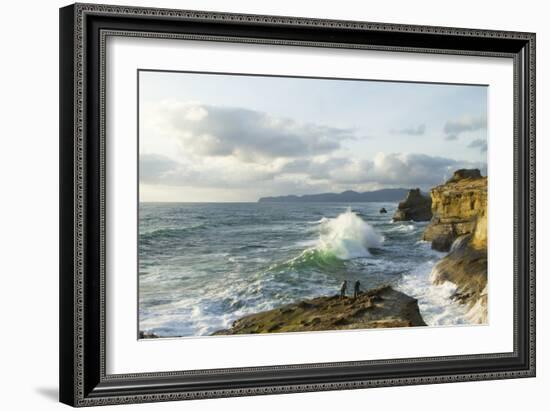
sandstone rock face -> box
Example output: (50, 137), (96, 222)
(446, 168), (482, 183)
(471, 212), (487, 250)
(212, 285), (426, 335)
(423, 171), (487, 252)
(392, 188), (432, 222)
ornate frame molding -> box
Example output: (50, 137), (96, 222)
(60, 3), (535, 407)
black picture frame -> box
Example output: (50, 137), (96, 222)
(59, 3), (536, 407)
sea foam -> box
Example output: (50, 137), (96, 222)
(317, 208), (383, 259)
(396, 260), (470, 326)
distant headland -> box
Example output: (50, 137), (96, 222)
(258, 188), (411, 203)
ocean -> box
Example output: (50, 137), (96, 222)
(139, 202), (470, 337)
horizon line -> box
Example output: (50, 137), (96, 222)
(138, 187), (422, 204)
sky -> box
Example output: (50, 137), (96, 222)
(139, 70), (487, 202)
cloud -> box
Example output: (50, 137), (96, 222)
(392, 124), (426, 136)
(144, 101), (356, 162)
(281, 158), (351, 179)
(140, 154), (181, 182)
(443, 115), (486, 140)
(140, 101), (486, 198)
(140, 153), (278, 188)
(468, 138), (488, 153)
(358, 152), (485, 188)
(294, 153), (485, 189)
(142, 151), (485, 196)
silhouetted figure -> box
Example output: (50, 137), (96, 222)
(340, 280), (347, 298)
(353, 280), (361, 299)
(380, 207), (387, 214)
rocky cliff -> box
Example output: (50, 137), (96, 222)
(430, 235), (487, 323)
(423, 169), (488, 324)
(392, 188), (432, 222)
(423, 170), (487, 252)
(212, 285), (426, 335)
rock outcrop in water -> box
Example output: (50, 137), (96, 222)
(392, 188), (432, 222)
(212, 285), (426, 335)
(423, 169), (488, 324)
(139, 331), (160, 339)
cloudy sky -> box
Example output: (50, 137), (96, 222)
(139, 70), (487, 202)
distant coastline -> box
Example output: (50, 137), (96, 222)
(258, 188), (411, 203)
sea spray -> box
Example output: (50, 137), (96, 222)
(317, 208), (383, 259)
(267, 209), (383, 274)
(397, 259), (470, 326)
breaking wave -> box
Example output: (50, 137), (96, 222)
(317, 208), (383, 259)
(270, 208), (383, 274)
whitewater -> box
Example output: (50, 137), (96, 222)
(139, 202), (470, 337)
